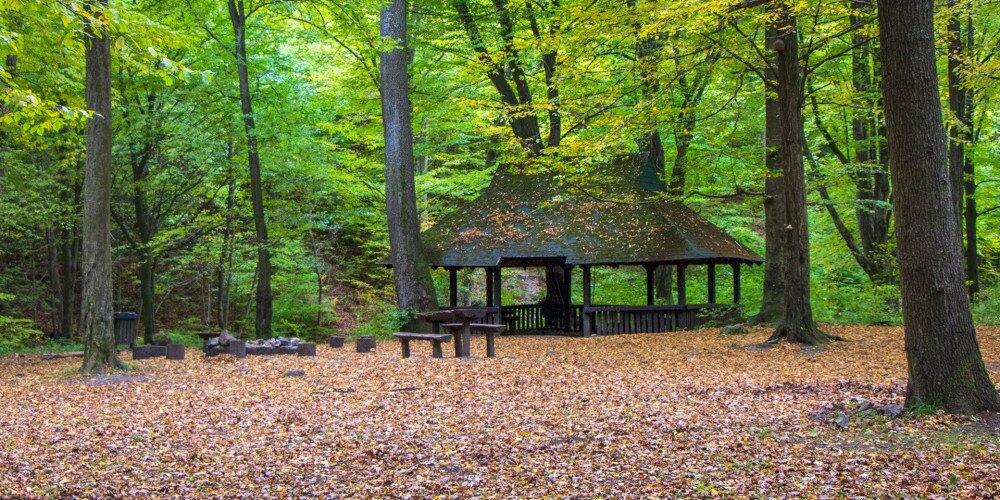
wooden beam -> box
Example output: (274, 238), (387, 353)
(707, 264), (717, 304)
(485, 268), (494, 307)
(582, 265), (592, 336)
(677, 264), (687, 305)
(732, 263), (741, 304)
(448, 268), (458, 307)
(493, 266), (503, 307)
(645, 264), (656, 305)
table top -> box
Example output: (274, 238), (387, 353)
(416, 308), (488, 324)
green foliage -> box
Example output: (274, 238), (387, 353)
(0, 293), (45, 351)
(906, 402), (942, 418)
(0, 315), (45, 352)
(2, 0), (1000, 345)
(351, 304), (416, 340)
(0, 338), (83, 357)
(164, 331), (204, 349)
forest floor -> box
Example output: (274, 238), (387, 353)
(2, 325), (999, 497)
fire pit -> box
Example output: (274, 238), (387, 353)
(203, 332), (314, 357)
(244, 337), (311, 356)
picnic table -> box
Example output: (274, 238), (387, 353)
(416, 309), (488, 358)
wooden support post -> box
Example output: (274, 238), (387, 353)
(448, 268), (458, 307)
(645, 264), (656, 306)
(707, 264), (717, 304)
(564, 264), (573, 329)
(582, 265), (592, 336)
(732, 263), (741, 304)
(677, 264), (687, 305)
(493, 267), (502, 307)
(485, 268), (494, 307)
(564, 264), (573, 304)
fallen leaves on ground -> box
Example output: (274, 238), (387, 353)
(1, 325), (999, 497)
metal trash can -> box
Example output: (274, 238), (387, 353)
(113, 312), (139, 347)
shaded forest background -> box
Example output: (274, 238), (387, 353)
(1, 0), (999, 349)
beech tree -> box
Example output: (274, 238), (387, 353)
(228, 0), (273, 338)
(380, 0), (438, 314)
(767, 4), (832, 345)
(877, 0), (999, 413)
(81, 0), (125, 373)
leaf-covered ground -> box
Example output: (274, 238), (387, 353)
(2, 325), (999, 497)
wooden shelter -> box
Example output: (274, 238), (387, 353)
(415, 155), (763, 336)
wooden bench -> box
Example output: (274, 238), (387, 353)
(443, 323), (505, 357)
(393, 333), (452, 358)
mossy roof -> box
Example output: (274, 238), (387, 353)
(421, 156), (763, 268)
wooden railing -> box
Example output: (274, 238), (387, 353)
(584, 304), (740, 335)
(473, 303), (740, 335)
(501, 304), (583, 333)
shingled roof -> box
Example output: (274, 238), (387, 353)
(420, 155), (763, 268)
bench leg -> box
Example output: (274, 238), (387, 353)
(486, 333), (495, 358)
(453, 333), (462, 358)
(432, 341), (443, 358)
(401, 339), (411, 358)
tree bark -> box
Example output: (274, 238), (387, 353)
(380, 0), (438, 314)
(768, 6), (829, 344)
(217, 157), (236, 331)
(947, 0), (967, 244)
(228, 0), (272, 338)
(81, 0), (125, 373)
(754, 24), (785, 326)
(964, 14), (978, 298)
(46, 228), (62, 336)
(850, 0), (892, 283)
(877, 0), (999, 413)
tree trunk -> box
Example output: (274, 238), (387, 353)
(58, 223), (77, 339)
(964, 24), (978, 299)
(754, 24), (786, 326)
(228, 0), (272, 338)
(217, 160), (236, 330)
(47, 228), (62, 337)
(380, 0), (438, 314)
(133, 160), (156, 342)
(851, 0), (892, 283)
(80, 0), (125, 373)
(877, 0), (1000, 413)
(768, 7), (829, 344)
(947, 1), (967, 244)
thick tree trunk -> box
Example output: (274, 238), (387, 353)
(754, 25), (785, 326)
(228, 0), (272, 338)
(81, 0), (125, 373)
(768, 7), (829, 344)
(877, 0), (999, 413)
(380, 0), (438, 314)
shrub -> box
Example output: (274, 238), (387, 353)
(351, 304), (416, 339)
(0, 314), (45, 351)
